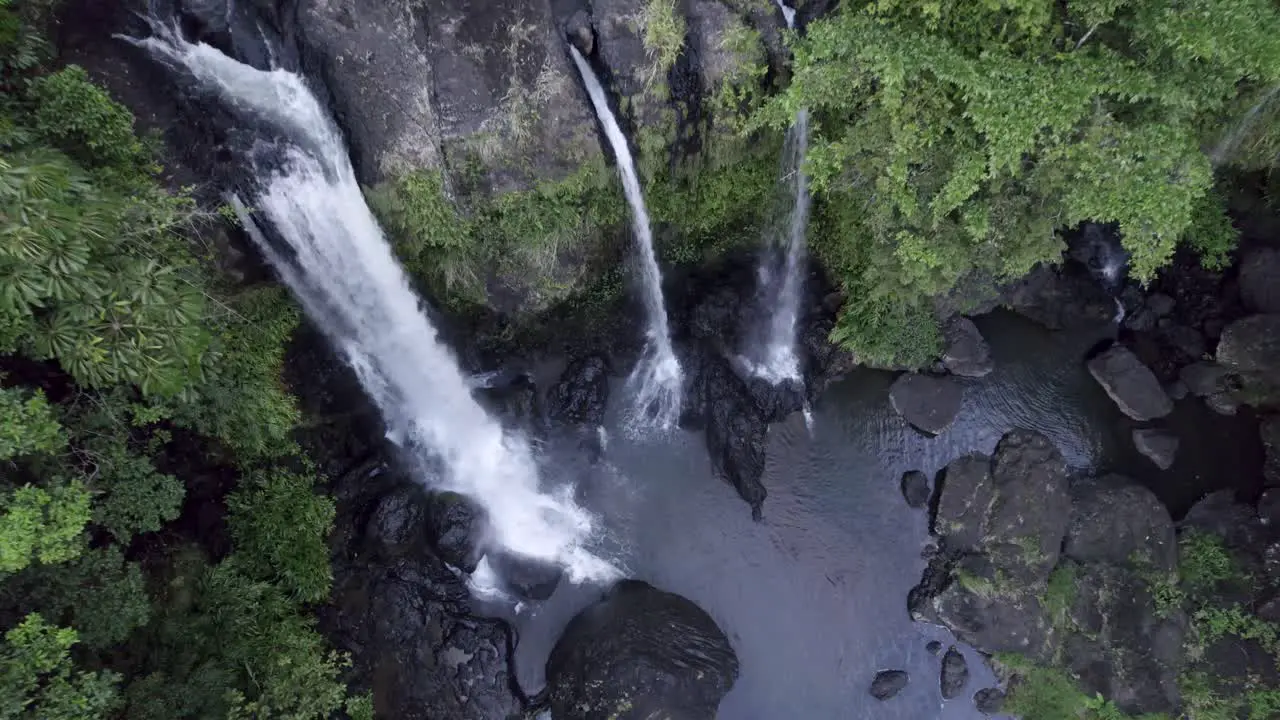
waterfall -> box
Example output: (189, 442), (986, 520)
(743, 0), (809, 384)
(774, 0), (797, 29)
(133, 27), (616, 582)
(1212, 84), (1280, 167)
(568, 45), (682, 432)
(748, 109), (811, 383)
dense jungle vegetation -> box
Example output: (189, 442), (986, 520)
(0, 0), (368, 716)
(755, 0), (1280, 366)
(2, 0), (1280, 717)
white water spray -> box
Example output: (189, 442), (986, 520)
(774, 0), (797, 29)
(568, 45), (682, 432)
(749, 107), (811, 383)
(135, 28), (616, 582)
(1212, 84), (1280, 167)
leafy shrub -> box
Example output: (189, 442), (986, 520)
(0, 480), (90, 574)
(25, 65), (147, 173)
(640, 0), (686, 82)
(0, 613), (121, 719)
(226, 468), (334, 603)
(0, 387), (63, 460)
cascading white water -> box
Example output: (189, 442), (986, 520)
(134, 27), (616, 582)
(742, 0), (810, 384)
(568, 45), (682, 432)
(1212, 84), (1280, 167)
(749, 108), (811, 383)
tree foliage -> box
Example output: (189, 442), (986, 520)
(0, 3), (360, 718)
(753, 0), (1280, 365)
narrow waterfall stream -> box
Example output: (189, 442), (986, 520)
(568, 45), (682, 432)
(747, 0), (810, 383)
(134, 27), (616, 582)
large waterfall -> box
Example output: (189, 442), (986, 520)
(134, 28), (615, 582)
(747, 1), (810, 384)
(568, 46), (682, 432)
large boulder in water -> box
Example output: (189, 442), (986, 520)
(1064, 478), (1176, 572)
(424, 491), (485, 572)
(546, 580), (739, 720)
(889, 373), (964, 435)
(911, 431), (1071, 659)
(1132, 428), (1179, 470)
(700, 352), (768, 518)
(941, 316), (993, 378)
(548, 354), (611, 426)
(1087, 345), (1173, 420)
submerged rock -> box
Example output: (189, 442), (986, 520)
(940, 647), (969, 700)
(1240, 247), (1280, 314)
(546, 580), (739, 720)
(1180, 361), (1233, 397)
(548, 354), (611, 426)
(869, 670), (909, 701)
(1087, 345), (1173, 421)
(425, 491), (485, 572)
(1132, 428), (1180, 470)
(889, 373), (964, 435)
(973, 687), (1006, 714)
(900, 470), (932, 509)
(926, 640), (943, 654)
(487, 551), (562, 601)
(941, 316), (994, 378)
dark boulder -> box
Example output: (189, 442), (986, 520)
(900, 470), (932, 509)
(1264, 417), (1280, 487)
(546, 580), (739, 720)
(912, 431), (1072, 659)
(926, 640), (943, 654)
(914, 553), (1054, 658)
(1061, 563), (1183, 714)
(1087, 345), (1173, 421)
(1132, 428), (1180, 471)
(324, 471), (523, 720)
(986, 430), (1072, 582)
(940, 647), (969, 700)
(702, 353), (768, 518)
(973, 687), (1006, 715)
(889, 373), (965, 435)
(474, 372), (542, 433)
(548, 354), (611, 427)
(932, 455), (995, 552)
(941, 317), (993, 378)
(1003, 263), (1118, 330)
(1180, 361), (1233, 397)
(1182, 491), (1266, 552)
(565, 9), (595, 55)
(745, 374), (806, 423)
(425, 491), (485, 572)
(869, 670), (909, 701)
(366, 484), (430, 558)
(487, 551), (562, 601)
(1065, 478), (1176, 572)
(1217, 314), (1280, 375)
(1240, 247), (1280, 314)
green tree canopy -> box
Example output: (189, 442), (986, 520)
(753, 0), (1280, 365)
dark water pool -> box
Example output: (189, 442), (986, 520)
(489, 310), (1259, 719)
